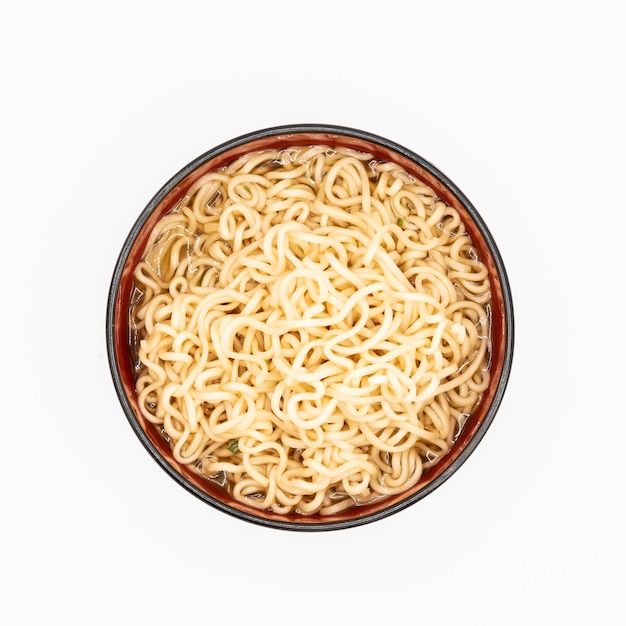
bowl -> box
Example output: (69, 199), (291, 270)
(106, 123), (514, 531)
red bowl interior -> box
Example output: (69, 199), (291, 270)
(108, 125), (513, 530)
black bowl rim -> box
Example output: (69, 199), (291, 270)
(106, 122), (515, 532)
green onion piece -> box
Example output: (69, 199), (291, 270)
(227, 439), (240, 454)
(396, 217), (405, 227)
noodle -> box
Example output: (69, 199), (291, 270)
(130, 146), (492, 515)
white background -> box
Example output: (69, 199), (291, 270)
(2, 1), (624, 624)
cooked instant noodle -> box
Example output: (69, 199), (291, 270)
(130, 145), (492, 515)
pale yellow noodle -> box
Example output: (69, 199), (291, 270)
(131, 146), (492, 515)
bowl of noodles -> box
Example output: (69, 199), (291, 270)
(106, 123), (514, 531)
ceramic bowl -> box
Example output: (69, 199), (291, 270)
(106, 123), (514, 531)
